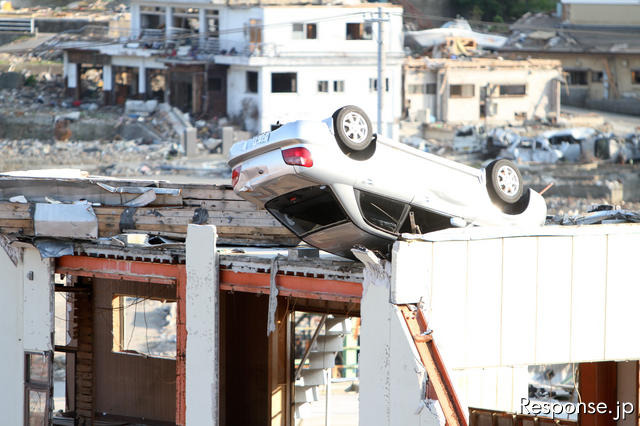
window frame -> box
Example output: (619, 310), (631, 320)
(317, 80), (329, 93)
(111, 295), (178, 360)
(246, 71), (258, 93)
(271, 72), (297, 93)
(333, 80), (345, 92)
(355, 190), (410, 235)
(498, 84), (527, 97)
(346, 22), (372, 40)
(566, 69), (588, 86)
(24, 352), (52, 426)
(449, 84), (475, 98)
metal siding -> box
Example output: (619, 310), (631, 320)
(465, 239), (502, 368)
(605, 234), (640, 360)
(500, 237), (537, 366)
(571, 234), (607, 361)
(430, 241), (468, 368)
(535, 236), (572, 364)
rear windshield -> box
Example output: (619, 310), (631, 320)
(265, 186), (348, 236)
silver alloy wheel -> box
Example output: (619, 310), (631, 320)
(342, 112), (369, 145)
(496, 165), (520, 197)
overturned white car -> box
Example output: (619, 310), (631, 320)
(229, 106), (547, 258)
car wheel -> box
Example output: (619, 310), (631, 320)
(486, 159), (524, 206)
(333, 105), (373, 152)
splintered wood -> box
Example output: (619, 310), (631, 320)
(0, 178), (299, 246)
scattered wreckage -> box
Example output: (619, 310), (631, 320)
(229, 106), (547, 259)
(453, 125), (640, 165)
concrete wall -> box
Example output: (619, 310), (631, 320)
(564, 3), (640, 26)
(502, 51), (640, 107)
(231, 62), (402, 139)
(185, 224), (219, 426)
(357, 254), (441, 426)
(0, 244), (53, 426)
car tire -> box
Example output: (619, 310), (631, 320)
(486, 159), (524, 206)
(333, 105), (374, 152)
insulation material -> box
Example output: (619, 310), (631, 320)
(34, 201), (98, 239)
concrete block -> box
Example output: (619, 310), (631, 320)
(0, 72), (24, 89)
(184, 127), (197, 157)
(391, 240), (432, 304)
(124, 99), (158, 114)
(222, 126), (234, 157)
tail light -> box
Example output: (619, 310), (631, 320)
(282, 147), (313, 167)
(231, 167), (240, 187)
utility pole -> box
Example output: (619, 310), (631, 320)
(367, 8), (389, 135)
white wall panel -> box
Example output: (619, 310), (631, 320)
(430, 241), (468, 368)
(465, 239), (502, 368)
(500, 237), (538, 366)
(571, 234), (607, 361)
(605, 233), (640, 359)
(535, 237), (572, 364)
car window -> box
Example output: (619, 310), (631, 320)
(357, 191), (407, 233)
(399, 206), (452, 235)
(265, 186), (348, 236)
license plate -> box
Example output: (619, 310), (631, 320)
(248, 132), (270, 150)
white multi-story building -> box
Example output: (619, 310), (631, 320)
(63, 1), (404, 139)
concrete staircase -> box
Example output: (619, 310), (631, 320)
(294, 315), (350, 420)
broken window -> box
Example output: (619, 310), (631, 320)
(632, 70), (640, 85)
(266, 186), (348, 236)
(499, 84), (527, 96)
(567, 70), (588, 85)
(247, 19), (262, 44)
(357, 191), (407, 234)
(208, 77), (222, 92)
(173, 7), (200, 32)
(246, 71), (258, 93)
(140, 6), (165, 30)
(112, 296), (177, 359)
(333, 80), (345, 92)
(25, 352), (51, 426)
(306, 23), (317, 39)
(206, 9), (219, 37)
(346, 22), (372, 40)
(592, 71), (604, 83)
(399, 206), (452, 235)
(317, 80), (329, 93)
(449, 84), (475, 98)
(271, 72), (297, 93)
(426, 83), (436, 94)
(292, 23), (317, 39)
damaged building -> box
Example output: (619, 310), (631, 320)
(500, 0), (640, 115)
(403, 57), (563, 125)
(1, 172), (640, 426)
(59, 0), (404, 138)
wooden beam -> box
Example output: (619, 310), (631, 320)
(400, 305), (467, 426)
